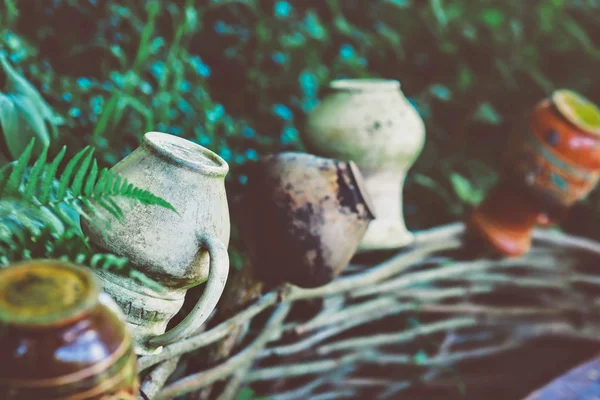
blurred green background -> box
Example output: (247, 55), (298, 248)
(1, 0), (600, 264)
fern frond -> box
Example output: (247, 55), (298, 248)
(5, 139), (35, 194)
(57, 146), (91, 199)
(39, 146), (66, 203)
(0, 223), (163, 294)
(24, 145), (48, 199)
(71, 148), (95, 196)
(0, 161), (12, 194)
(1, 140), (176, 232)
(84, 159), (98, 196)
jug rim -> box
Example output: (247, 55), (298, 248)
(329, 79), (400, 92)
(143, 131), (229, 177)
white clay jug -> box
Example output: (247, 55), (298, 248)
(304, 79), (425, 252)
(82, 132), (230, 355)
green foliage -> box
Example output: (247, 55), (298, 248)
(236, 388), (268, 400)
(0, 53), (59, 164)
(0, 223), (163, 293)
(0, 0), (599, 255)
(0, 138), (176, 231)
(0, 139), (174, 289)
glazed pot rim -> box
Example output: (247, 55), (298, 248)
(551, 89), (600, 137)
(143, 131), (229, 177)
(0, 259), (101, 329)
(329, 79), (400, 92)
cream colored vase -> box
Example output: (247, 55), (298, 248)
(82, 132), (230, 355)
(304, 79), (425, 252)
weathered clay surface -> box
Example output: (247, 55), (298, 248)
(251, 152), (375, 288)
(304, 79), (425, 252)
(81, 132), (231, 355)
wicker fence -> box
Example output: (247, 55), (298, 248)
(137, 223), (600, 400)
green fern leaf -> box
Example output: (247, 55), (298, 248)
(112, 173), (123, 194)
(84, 159), (98, 196)
(46, 203), (80, 231)
(57, 146), (91, 199)
(66, 200), (93, 223)
(23, 145), (48, 199)
(5, 138), (35, 195)
(104, 196), (124, 219)
(40, 146), (66, 203)
(103, 169), (114, 195)
(94, 196), (122, 220)
(0, 162), (13, 195)
(130, 186), (177, 212)
(94, 168), (113, 196)
(71, 148), (95, 196)
(94, 168), (108, 196)
(123, 182), (133, 196)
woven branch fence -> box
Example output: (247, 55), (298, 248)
(137, 223), (600, 400)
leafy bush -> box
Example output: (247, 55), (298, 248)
(1, 0), (599, 263)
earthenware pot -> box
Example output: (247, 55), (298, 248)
(81, 131), (230, 355)
(469, 90), (600, 256)
(250, 152), (375, 288)
(0, 260), (138, 399)
(304, 79), (425, 253)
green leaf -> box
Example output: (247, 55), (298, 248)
(414, 350), (428, 365)
(5, 138), (34, 194)
(450, 173), (482, 205)
(84, 159), (99, 196)
(39, 146), (66, 203)
(112, 174), (123, 194)
(57, 146), (91, 199)
(457, 65), (473, 91)
(430, 0), (447, 30)
(236, 388), (256, 400)
(71, 148), (95, 196)
(0, 54), (58, 161)
(562, 18), (599, 56)
(480, 9), (504, 28)
(430, 84), (452, 101)
(23, 145), (48, 199)
(0, 161), (13, 195)
(473, 102), (502, 125)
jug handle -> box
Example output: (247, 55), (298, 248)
(148, 235), (229, 348)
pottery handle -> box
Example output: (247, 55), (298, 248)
(148, 236), (229, 348)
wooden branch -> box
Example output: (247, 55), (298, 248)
(154, 303), (291, 400)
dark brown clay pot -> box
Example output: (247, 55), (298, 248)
(0, 260), (139, 399)
(250, 152), (375, 288)
(469, 90), (600, 257)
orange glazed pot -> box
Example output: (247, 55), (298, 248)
(469, 90), (600, 257)
(0, 260), (139, 399)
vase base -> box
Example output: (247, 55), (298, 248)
(357, 220), (414, 253)
(468, 211), (534, 257)
(93, 270), (185, 355)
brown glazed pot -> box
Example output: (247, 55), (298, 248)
(469, 90), (600, 257)
(250, 152), (376, 288)
(0, 260), (139, 399)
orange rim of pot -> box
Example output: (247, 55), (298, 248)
(552, 89), (600, 137)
